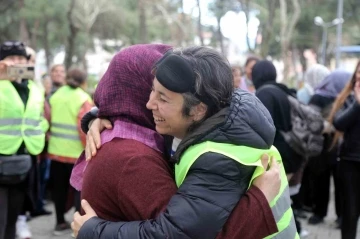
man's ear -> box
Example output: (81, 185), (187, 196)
(192, 102), (207, 122)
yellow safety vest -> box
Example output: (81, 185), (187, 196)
(48, 85), (91, 159)
(0, 80), (48, 155)
(175, 141), (299, 239)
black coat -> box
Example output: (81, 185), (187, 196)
(333, 95), (360, 162)
(308, 94), (338, 174)
(255, 82), (304, 174)
(77, 89), (276, 239)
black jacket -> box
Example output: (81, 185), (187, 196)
(308, 94), (338, 172)
(333, 95), (360, 162)
(77, 89), (275, 239)
(309, 94), (335, 117)
(255, 83), (304, 174)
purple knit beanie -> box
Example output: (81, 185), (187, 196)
(94, 44), (172, 129)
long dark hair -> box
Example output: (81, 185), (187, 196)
(328, 60), (360, 148)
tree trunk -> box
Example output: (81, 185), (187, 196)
(80, 36), (90, 72)
(279, 0), (301, 82)
(260, 0), (276, 57)
(65, 0), (79, 70)
(138, 0), (148, 43)
(196, 0), (204, 46)
(299, 46), (307, 74)
(239, 0), (254, 53)
(181, 0), (192, 45)
(178, 0), (186, 46)
(43, 20), (51, 71)
(180, 0), (187, 46)
(155, 4), (186, 47)
(217, 17), (224, 54)
(19, 0), (30, 45)
(30, 19), (40, 49)
(81, 51), (88, 71)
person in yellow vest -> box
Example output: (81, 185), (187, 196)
(0, 41), (48, 239)
(73, 46), (298, 239)
(47, 68), (93, 235)
(49, 64), (66, 96)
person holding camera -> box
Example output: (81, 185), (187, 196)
(0, 41), (48, 239)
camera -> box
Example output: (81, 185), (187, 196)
(7, 65), (35, 79)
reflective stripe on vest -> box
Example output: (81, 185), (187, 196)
(0, 80), (47, 155)
(0, 129), (43, 136)
(0, 118), (43, 137)
(48, 85), (91, 158)
(52, 122), (78, 131)
(175, 141), (299, 239)
(50, 122), (80, 141)
(271, 185), (291, 223)
(0, 118), (41, 126)
(268, 208), (299, 239)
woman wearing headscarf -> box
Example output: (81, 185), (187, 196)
(306, 70), (351, 226)
(328, 61), (360, 239)
(297, 64), (330, 104)
(71, 45), (296, 239)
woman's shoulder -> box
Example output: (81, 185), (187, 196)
(180, 151), (254, 211)
(84, 138), (172, 186)
(256, 84), (287, 103)
(189, 151), (255, 181)
(87, 138), (165, 170)
(103, 138), (162, 156)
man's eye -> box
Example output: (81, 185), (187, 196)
(159, 98), (167, 103)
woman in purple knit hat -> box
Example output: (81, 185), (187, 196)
(71, 44), (283, 239)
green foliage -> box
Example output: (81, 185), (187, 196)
(208, 0), (240, 19)
(0, 2), (19, 43)
(91, 1), (137, 44)
(252, 0), (360, 58)
(22, 0), (70, 48)
(2, 0), (360, 70)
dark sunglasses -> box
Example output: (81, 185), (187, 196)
(1, 41), (25, 51)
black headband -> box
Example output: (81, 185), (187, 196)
(155, 52), (214, 107)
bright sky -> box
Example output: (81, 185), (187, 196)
(183, 0), (260, 52)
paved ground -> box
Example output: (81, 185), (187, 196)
(28, 183), (356, 239)
(298, 204), (342, 239)
(297, 180), (360, 239)
(28, 204), (74, 239)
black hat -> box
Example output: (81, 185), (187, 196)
(0, 41), (30, 60)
